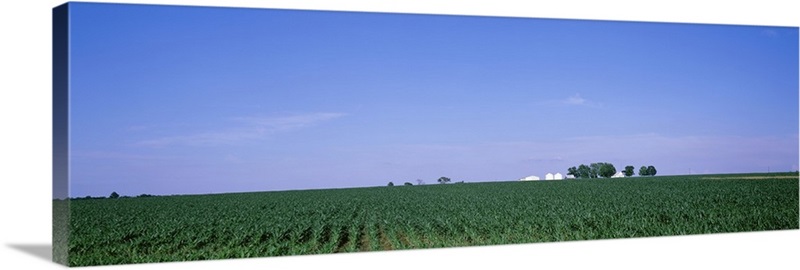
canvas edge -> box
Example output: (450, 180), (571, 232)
(52, 2), (71, 266)
(45, 1), (800, 268)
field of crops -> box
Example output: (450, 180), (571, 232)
(63, 173), (799, 266)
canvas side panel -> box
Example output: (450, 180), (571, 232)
(52, 2), (70, 266)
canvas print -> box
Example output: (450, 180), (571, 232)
(52, 2), (799, 267)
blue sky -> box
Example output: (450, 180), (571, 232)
(67, 3), (798, 197)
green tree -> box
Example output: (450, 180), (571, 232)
(109, 192), (119, 199)
(647, 165), (657, 176)
(639, 166), (649, 176)
(589, 163), (602, 178)
(623, 165), (635, 177)
(437, 177), (451, 184)
(387, 182), (394, 186)
(598, 163), (617, 178)
(567, 166), (578, 178)
(577, 164), (591, 178)
(404, 182), (413, 186)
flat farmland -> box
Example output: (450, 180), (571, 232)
(63, 173), (799, 266)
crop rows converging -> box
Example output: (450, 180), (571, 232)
(64, 174), (799, 266)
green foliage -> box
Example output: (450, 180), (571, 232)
(567, 166), (578, 178)
(66, 173), (799, 266)
(588, 163), (598, 178)
(437, 177), (451, 184)
(404, 182), (413, 186)
(109, 192), (120, 199)
(598, 163), (616, 178)
(572, 163), (615, 178)
(638, 165), (657, 176)
(623, 166), (635, 177)
(647, 165), (657, 176)
(577, 164), (591, 178)
(387, 182), (394, 186)
(639, 166), (649, 176)
(74, 195), (106, 200)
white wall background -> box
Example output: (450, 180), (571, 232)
(1, 1), (798, 270)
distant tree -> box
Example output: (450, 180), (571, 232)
(404, 182), (413, 186)
(571, 162), (618, 178)
(639, 166), (649, 176)
(416, 179), (425, 185)
(109, 192), (119, 199)
(73, 195), (106, 200)
(598, 163), (617, 178)
(647, 165), (657, 176)
(437, 177), (451, 184)
(387, 182), (394, 186)
(589, 163), (602, 178)
(567, 166), (578, 178)
(577, 164), (592, 178)
(623, 166), (635, 177)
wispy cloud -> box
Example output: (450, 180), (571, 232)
(561, 93), (604, 107)
(136, 112), (347, 147)
(125, 125), (150, 131)
(563, 93), (587, 105)
(71, 150), (177, 160)
(233, 113), (347, 132)
(538, 93), (602, 108)
(761, 29), (779, 38)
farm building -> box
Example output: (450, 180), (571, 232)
(554, 173), (564, 180)
(612, 172), (625, 178)
(545, 173), (554, 180)
(519, 175), (540, 181)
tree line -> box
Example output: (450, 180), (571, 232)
(567, 163), (657, 178)
(388, 176), (464, 186)
(69, 192), (157, 200)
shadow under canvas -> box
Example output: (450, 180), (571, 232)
(8, 244), (53, 263)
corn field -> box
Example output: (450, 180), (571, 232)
(63, 173), (799, 266)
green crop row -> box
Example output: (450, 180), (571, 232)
(64, 173), (799, 266)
